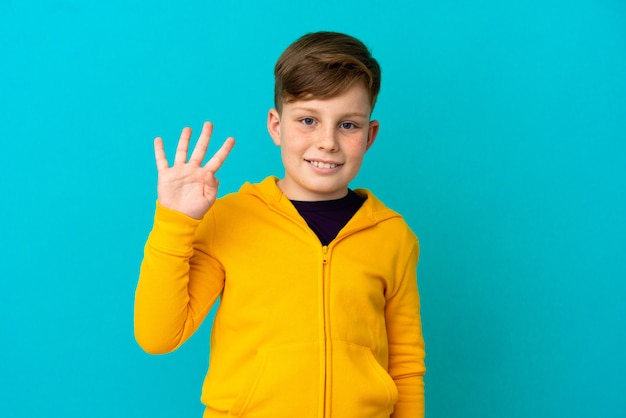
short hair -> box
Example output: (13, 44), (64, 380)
(273, 31), (381, 114)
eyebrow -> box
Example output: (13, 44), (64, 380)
(291, 107), (370, 119)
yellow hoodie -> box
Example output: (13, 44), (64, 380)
(135, 177), (425, 417)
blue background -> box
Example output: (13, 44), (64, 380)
(1, 0), (625, 417)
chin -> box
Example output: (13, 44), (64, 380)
(308, 186), (348, 199)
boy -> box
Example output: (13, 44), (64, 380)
(134, 31), (425, 417)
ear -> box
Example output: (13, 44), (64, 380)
(366, 120), (379, 151)
(267, 109), (282, 146)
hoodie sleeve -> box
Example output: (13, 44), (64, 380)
(385, 236), (426, 418)
(134, 202), (225, 354)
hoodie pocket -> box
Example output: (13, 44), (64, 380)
(330, 342), (398, 417)
(229, 342), (320, 418)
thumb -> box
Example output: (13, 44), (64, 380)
(203, 170), (219, 191)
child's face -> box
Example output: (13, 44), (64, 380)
(267, 83), (379, 201)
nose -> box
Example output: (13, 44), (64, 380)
(316, 127), (339, 152)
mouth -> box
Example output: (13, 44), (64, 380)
(306, 159), (342, 169)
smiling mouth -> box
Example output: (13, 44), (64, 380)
(307, 160), (342, 169)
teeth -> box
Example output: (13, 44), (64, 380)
(310, 160), (338, 169)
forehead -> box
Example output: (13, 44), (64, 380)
(283, 83), (372, 116)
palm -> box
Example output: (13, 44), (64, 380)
(154, 122), (235, 219)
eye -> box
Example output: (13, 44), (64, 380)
(340, 122), (357, 130)
(300, 117), (315, 126)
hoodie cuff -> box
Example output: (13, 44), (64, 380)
(147, 201), (203, 254)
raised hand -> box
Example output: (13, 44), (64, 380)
(154, 121), (235, 219)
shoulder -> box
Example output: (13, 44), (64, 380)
(215, 176), (281, 207)
(208, 176), (286, 224)
(356, 188), (418, 240)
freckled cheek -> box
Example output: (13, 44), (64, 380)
(285, 141), (309, 157)
(281, 145), (306, 165)
(344, 144), (368, 159)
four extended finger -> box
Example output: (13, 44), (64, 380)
(154, 137), (169, 171)
(204, 137), (235, 174)
(189, 121), (213, 165)
(174, 127), (192, 165)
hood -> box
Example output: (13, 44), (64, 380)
(237, 176), (403, 228)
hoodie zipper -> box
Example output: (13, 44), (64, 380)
(321, 244), (329, 417)
(263, 192), (391, 416)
